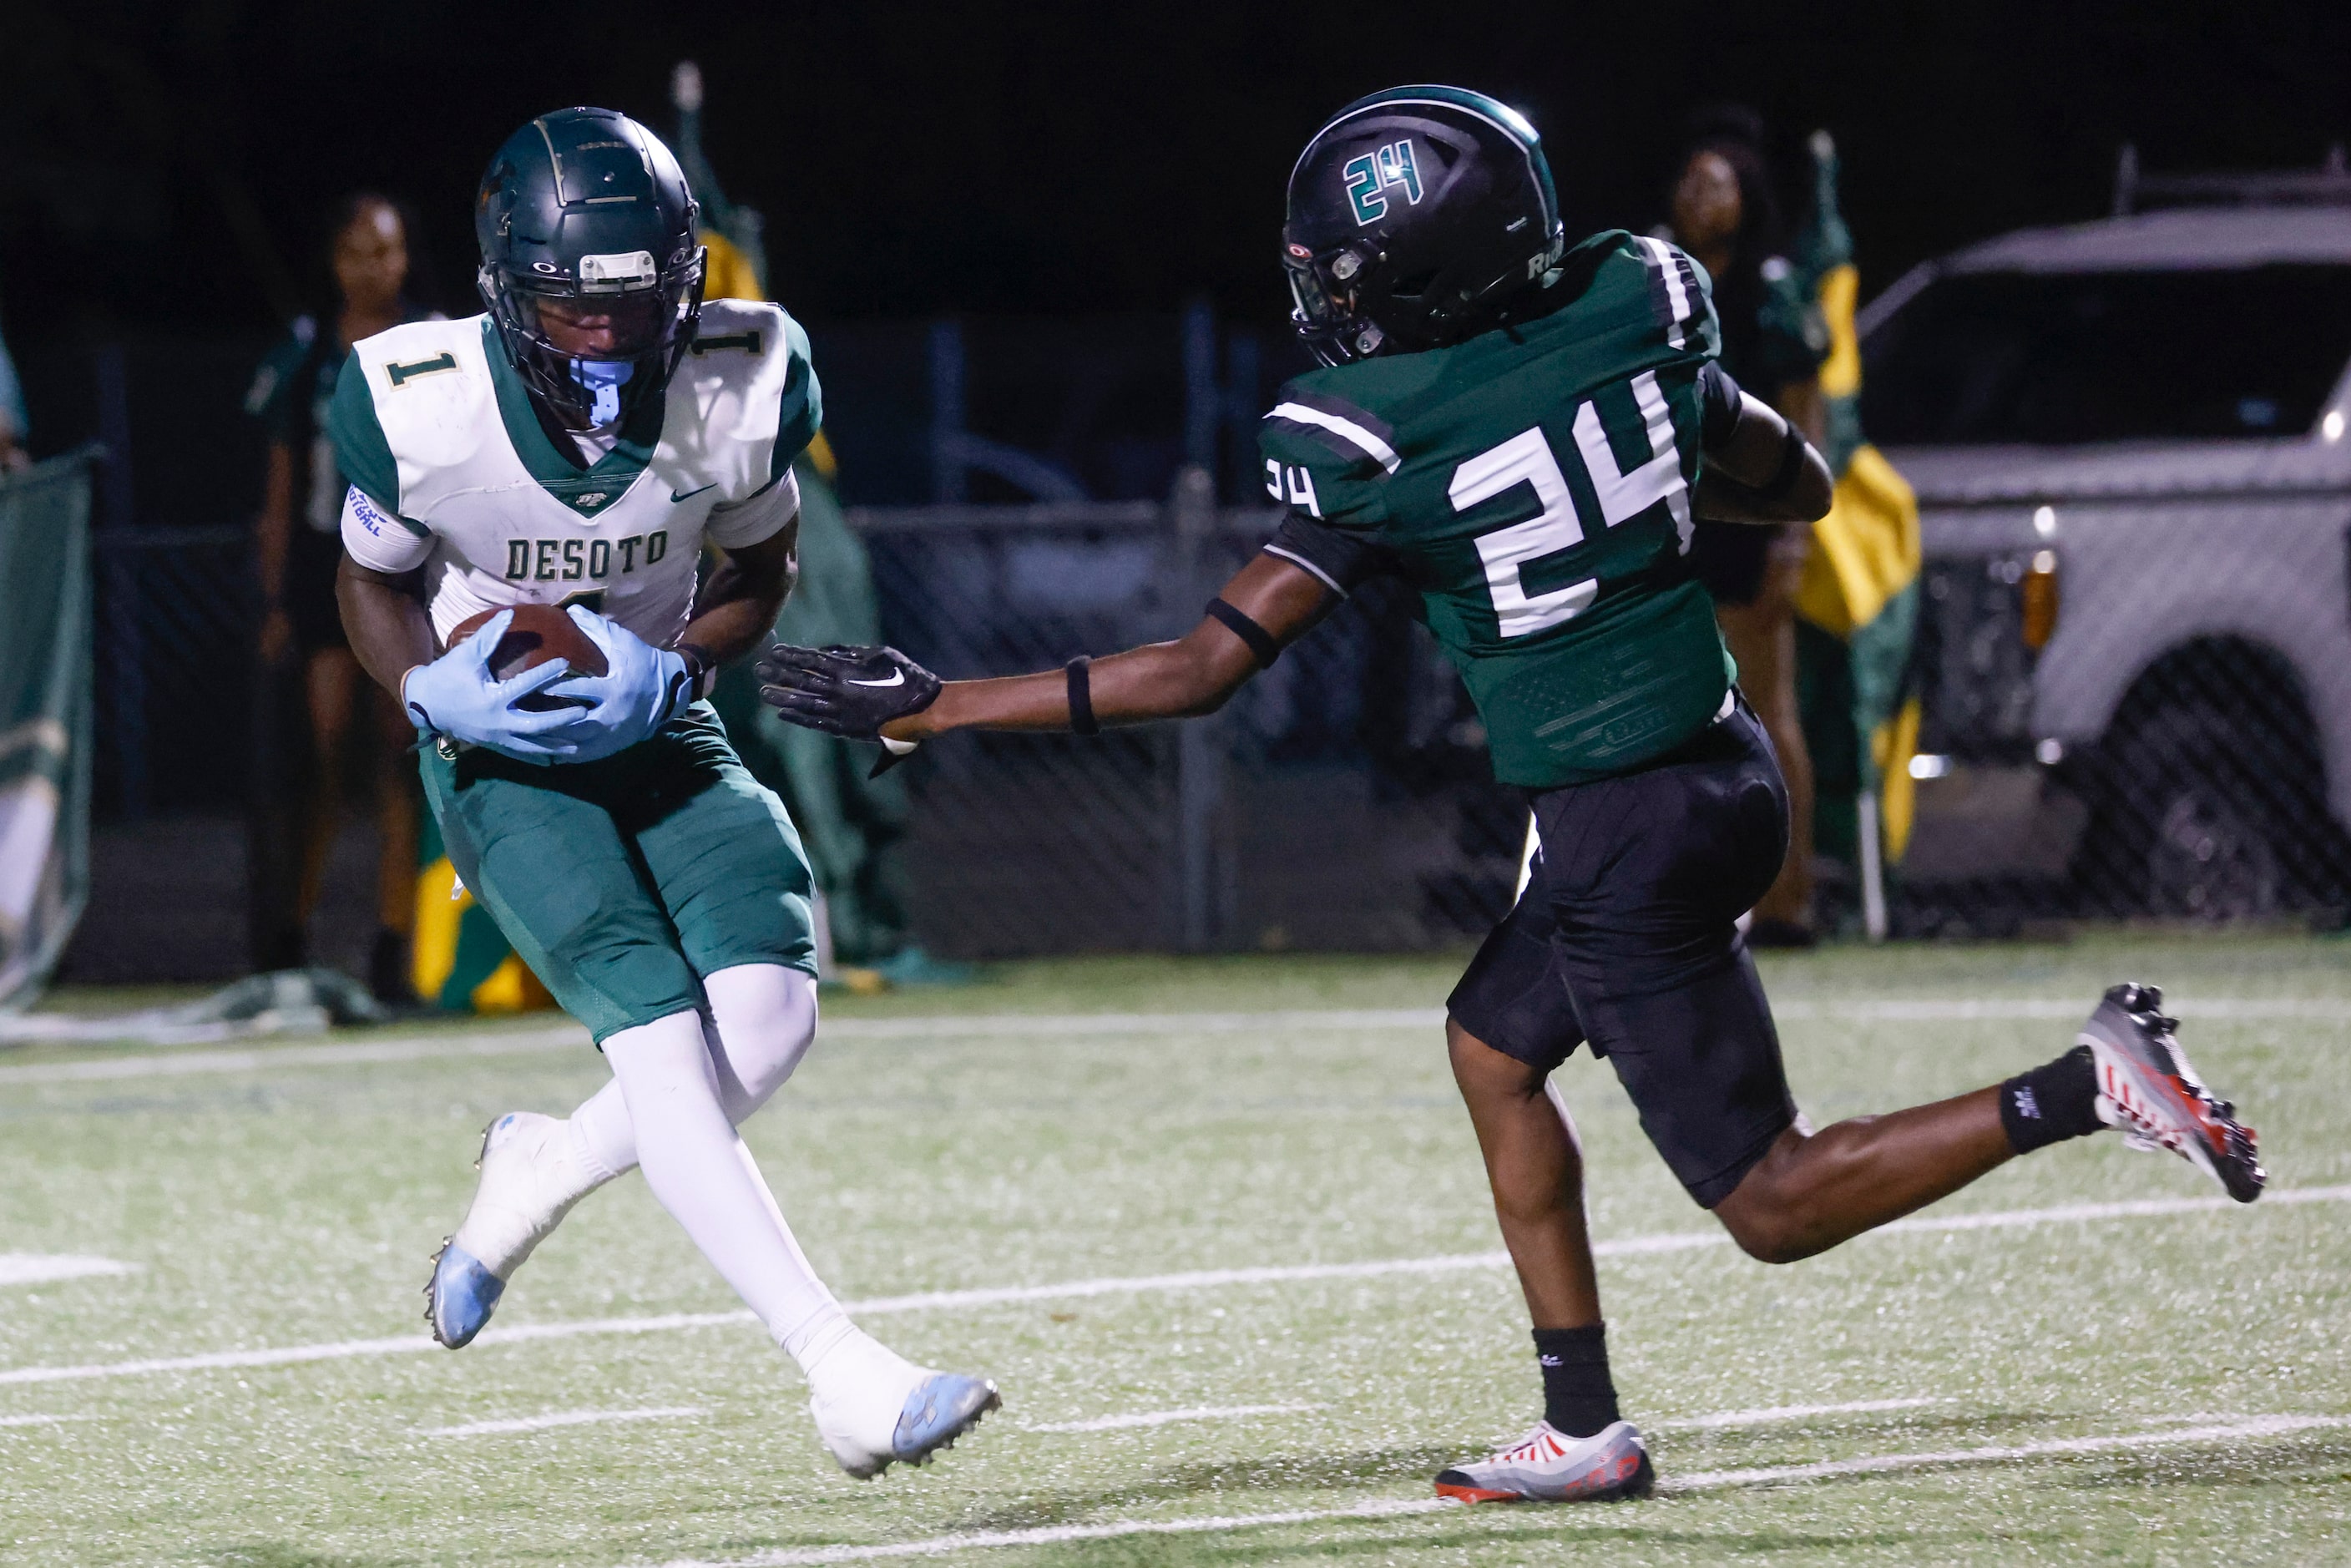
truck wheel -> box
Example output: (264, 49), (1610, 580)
(2078, 705), (2285, 919)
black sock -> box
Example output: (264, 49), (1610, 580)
(1534, 1324), (1619, 1438)
(2000, 1044), (2102, 1154)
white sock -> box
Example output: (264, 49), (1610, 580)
(568, 965), (819, 1181)
(600, 1007), (850, 1368)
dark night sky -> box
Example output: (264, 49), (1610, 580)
(6, 0), (2348, 341)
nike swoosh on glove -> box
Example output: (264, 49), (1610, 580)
(401, 609), (584, 764)
(755, 643), (941, 741)
(540, 607), (694, 763)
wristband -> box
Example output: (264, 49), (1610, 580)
(677, 642), (719, 701)
(1204, 598), (1281, 668)
(1066, 655), (1099, 736)
(1757, 425), (1809, 503)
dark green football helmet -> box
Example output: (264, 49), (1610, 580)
(475, 108), (706, 428)
(1283, 86), (1564, 366)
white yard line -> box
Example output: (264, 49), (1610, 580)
(422, 1405), (701, 1438)
(3, 994), (2341, 1085)
(1652, 1397), (1944, 1431)
(1666, 1411), (2351, 1490)
(0, 1254), (136, 1286)
(653, 1413), (2351, 1565)
(6, 1186), (2346, 1388)
(0, 1027), (588, 1084)
(1027, 1404), (1323, 1434)
(0, 1413), (83, 1429)
(659, 1499), (1451, 1566)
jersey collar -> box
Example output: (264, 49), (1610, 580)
(480, 317), (665, 520)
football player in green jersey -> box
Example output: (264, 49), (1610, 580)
(336, 108), (998, 1480)
(756, 87), (2264, 1503)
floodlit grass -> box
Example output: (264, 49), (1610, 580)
(3, 933), (2348, 1565)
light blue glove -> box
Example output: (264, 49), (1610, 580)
(542, 606), (693, 763)
(400, 609), (582, 763)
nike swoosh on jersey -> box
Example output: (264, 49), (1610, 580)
(670, 483), (719, 502)
(847, 670), (907, 688)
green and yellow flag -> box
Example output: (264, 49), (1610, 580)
(1790, 133), (1924, 866)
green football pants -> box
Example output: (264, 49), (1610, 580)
(418, 703), (817, 1044)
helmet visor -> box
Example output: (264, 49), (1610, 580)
(511, 284), (680, 361)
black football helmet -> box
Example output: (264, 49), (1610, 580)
(1283, 85), (1565, 366)
(475, 108), (706, 428)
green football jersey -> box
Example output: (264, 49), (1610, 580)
(1258, 229), (1735, 789)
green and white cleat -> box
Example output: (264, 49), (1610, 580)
(806, 1330), (1000, 1479)
(424, 1112), (601, 1348)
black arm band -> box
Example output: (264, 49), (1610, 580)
(1757, 424), (1810, 503)
(677, 642), (719, 700)
(1065, 655), (1099, 736)
(1203, 597), (1281, 668)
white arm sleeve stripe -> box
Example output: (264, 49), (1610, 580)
(339, 486), (433, 573)
(704, 465), (801, 549)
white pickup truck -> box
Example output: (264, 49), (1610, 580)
(1861, 162), (2351, 922)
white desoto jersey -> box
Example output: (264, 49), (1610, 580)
(327, 298), (817, 648)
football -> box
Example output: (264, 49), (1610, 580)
(447, 604), (607, 707)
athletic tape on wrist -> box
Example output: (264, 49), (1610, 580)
(1204, 598), (1280, 668)
(1066, 655), (1100, 736)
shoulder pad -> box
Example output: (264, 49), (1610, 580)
(660, 301), (822, 500)
(342, 316), (500, 502)
(1261, 385), (1400, 477)
(1623, 236), (1717, 356)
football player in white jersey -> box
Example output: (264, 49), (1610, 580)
(331, 107), (996, 1479)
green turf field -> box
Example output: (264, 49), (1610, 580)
(3, 933), (2347, 1565)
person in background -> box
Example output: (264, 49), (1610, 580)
(0, 287), (29, 472)
(1659, 109), (1828, 946)
(246, 194), (437, 999)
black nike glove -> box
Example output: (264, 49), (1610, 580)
(755, 643), (943, 741)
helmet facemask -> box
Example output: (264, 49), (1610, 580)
(481, 245), (706, 431)
(1283, 240), (1388, 367)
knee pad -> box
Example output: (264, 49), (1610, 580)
(702, 964), (820, 1124)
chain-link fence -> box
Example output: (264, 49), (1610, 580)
(859, 478), (2351, 957)
(76, 478), (2351, 969)
(856, 478), (1524, 958)
(1898, 492), (2351, 936)
(92, 525), (263, 818)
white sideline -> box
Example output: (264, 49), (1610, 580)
(3, 994), (2343, 1085)
(0, 1254), (135, 1286)
(655, 1414), (2351, 1565)
(1652, 1397), (1943, 1431)
(422, 1405), (701, 1438)
(1027, 1404), (1322, 1434)
(3, 1186), (2345, 1388)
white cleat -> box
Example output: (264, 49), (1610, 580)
(1434, 1419), (1654, 1504)
(2081, 983), (2265, 1203)
(806, 1330), (1000, 1479)
(424, 1112), (602, 1348)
